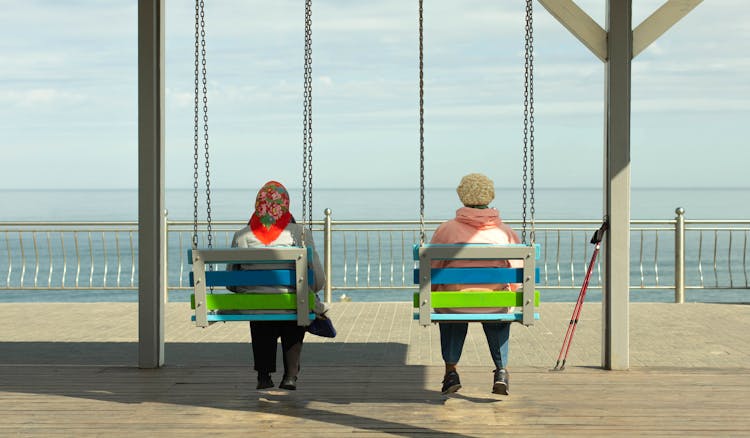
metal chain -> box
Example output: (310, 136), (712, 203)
(527, 0), (536, 243)
(418, 0), (425, 245)
(200, 0), (213, 249)
(521, 0), (535, 244)
(191, 0), (212, 252)
(301, 0), (313, 243)
(526, 0), (535, 243)
(192, 0), (201, 249)
(306, 0), (313, 235)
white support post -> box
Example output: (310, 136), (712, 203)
(539, 0), (700, 371)
(323, 208), (333, 304)
(137, 0), (166, 368)
(674, 207), (686, 303)
(602, 0), (632, 371)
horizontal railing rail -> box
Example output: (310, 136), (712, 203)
(1, 210), (748, 303)
(1, 222), (139, 290)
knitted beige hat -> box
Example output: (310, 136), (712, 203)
(456, 173), (495, 207)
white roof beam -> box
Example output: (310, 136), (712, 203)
(633, 0), (703, 58)
(538, 0), (607, 62)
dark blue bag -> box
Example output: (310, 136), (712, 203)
(307, 315), (337, 338)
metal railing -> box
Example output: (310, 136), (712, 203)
(1, 209), (749, 303)
(1, 222), (138, 290)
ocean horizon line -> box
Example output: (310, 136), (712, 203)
(3, 186), (750, 192)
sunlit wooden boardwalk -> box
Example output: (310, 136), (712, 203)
(1, 302), (749, 436)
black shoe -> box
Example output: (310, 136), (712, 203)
(257, 373), (274, 390)
(279, 375), (297, 390)
(492, 368), (509, 395)
(441, 371), (461, 394)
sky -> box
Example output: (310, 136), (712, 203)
(1, 0), (748, 191)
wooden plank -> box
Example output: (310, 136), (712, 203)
(189, 269), (314, 287)
(0, 365), (748, 436)
(189, 247), (310, 264)
(417, 312), (541, 322)
(414, 243), (541, 260)
(413, 267), (540, 284)
(193, 313), (317, 322)
(0, 300), (749, 438)
(411, 290), (541, 308)
(189, 293), (316, 310)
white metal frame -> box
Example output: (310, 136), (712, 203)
(190, 247), (311, 327)
(417, 245), (536, 326)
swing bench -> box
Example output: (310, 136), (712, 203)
(189, 247), (317, 327)
(413, 243), (541, 326)
(187, 0), (319, 328)
(412, 0), (541, 327)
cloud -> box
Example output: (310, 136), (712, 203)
(0, 88), (86, 107)
(2, 0), (749, 191)
(633, 97), (750, 114)
(319, 76), (333, 87)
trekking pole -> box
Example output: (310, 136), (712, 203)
(552, 220), (608, 371)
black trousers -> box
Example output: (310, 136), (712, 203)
(249, 321), (306, 376)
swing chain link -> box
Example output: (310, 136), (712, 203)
(192, 0), (212, 252)
(192, 0), (201, 249)
(527, 0), (536, 243)
(307, 0), (313, 234)
(302, 0), (313, 242)
(200, 0), (213, 249)
(522, 0), (535, 244)
(418, 0), (426, 245)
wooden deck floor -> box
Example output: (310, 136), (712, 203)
(1, 302), (749, 436)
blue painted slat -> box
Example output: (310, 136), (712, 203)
(413, 267), (540, 284)
(189, 269), (315, 287)
(412, 312), (541, 322)
(191, 312), (317, 322)
(412, 243), (542, 260)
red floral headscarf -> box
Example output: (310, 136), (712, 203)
(249, 181), (292, 245)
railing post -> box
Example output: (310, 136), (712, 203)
(162, 209), (169, 305)
(674, 207), (685, 303)
(323, 208), (332, 304)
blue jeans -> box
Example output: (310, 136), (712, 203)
(439, 322), (510, 369)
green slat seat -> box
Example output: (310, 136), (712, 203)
(414, 244), (541, 326)
(411, 290), (541, 322)
(189, 293), (316, 323)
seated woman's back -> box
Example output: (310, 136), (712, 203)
(431, 206), (522, 292)
(228, 221), (324, 294)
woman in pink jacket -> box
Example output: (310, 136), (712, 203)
(430, 173), (521, 396)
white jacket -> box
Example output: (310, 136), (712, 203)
(225, 222), (327, 314)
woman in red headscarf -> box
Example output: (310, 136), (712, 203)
(227, 181), (327, 391)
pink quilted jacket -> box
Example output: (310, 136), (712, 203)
(430, 207), (523, 314)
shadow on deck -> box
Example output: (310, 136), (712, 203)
(0, 302), (749, 436)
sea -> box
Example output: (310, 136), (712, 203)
(1, 187), (749, 304)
